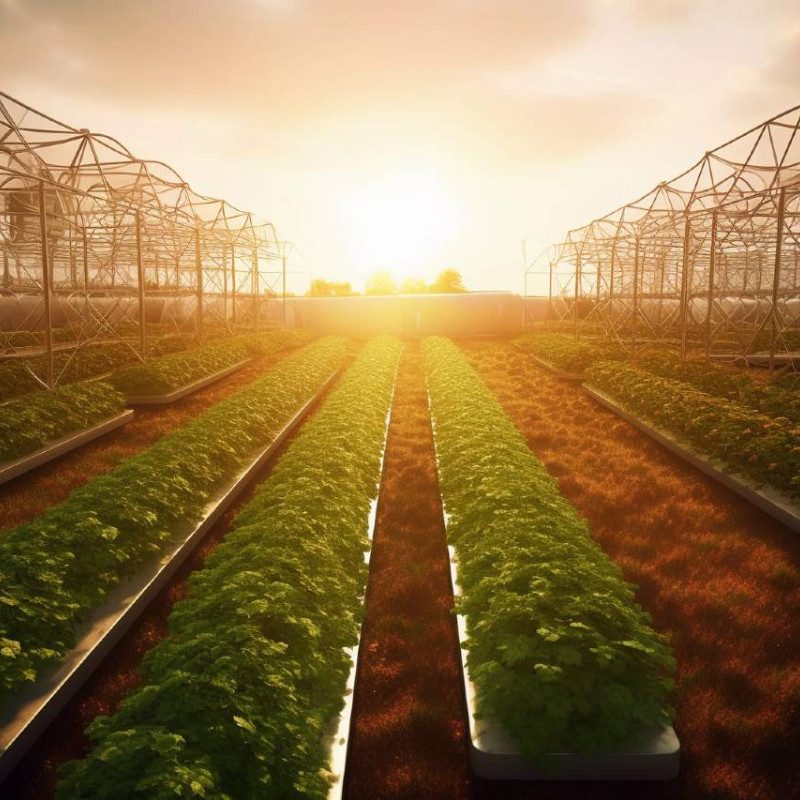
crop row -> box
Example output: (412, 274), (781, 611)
(0, 335), (191, 401)
(57, 336), (402, 800)
(518, 333), (800, 421)
(0, 336), (348, 706)
(424, 336), (675, 761)
(513, 333), (627, 374)
(0, 382), (125, 463)
(108, 331), (304, 397)
(587, 360), (800, 499)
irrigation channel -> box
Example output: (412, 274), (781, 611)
(0, 346), (306, 533)
(0, 345), (352, 798)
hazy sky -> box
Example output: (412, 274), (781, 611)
(1, 0), (798, 293)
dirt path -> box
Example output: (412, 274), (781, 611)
(0, 354), (347, 799)
(461, 339), (800, 800)
(345, 342), (471, 800)
(0, 348), (301, 531)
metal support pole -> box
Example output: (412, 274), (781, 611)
(252, 249), (260, 332)
(769, 187), (787, 373)
(230, 242), (237, 330)
(135, 211), (147, 359)
(281, 246), (287, 329)
(705, 211), (718, 360)
(38, 180), (54, 387)
(631, 236), (640, 351)
(222, 242), (230, 333)
(574, 254), (581, 339)
(608, 239), (617, 334)
(82, 224), (90, 336)
(679, 216), (692, 360)
(195, 224), (204, 339)
(547, 257), (553, 332)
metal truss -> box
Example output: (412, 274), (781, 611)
(526, 104), (800, 369)
(0, 90), (285, 390)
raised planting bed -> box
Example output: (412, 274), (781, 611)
(586, 361), (800, 510)
(0, 380), (128, 481)
(446, 547), (679, 780)
(0, 410), (133, 487)
(55, 337), (403, 800)
(425, 336), (678, 781)
(123, 359), (250, 405)
(583, 384), (800, 536)
(0, 337), (348, 714)
(0, 368), (340, 782)
(111, 338), (252, 403)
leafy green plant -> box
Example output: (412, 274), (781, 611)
(512, 333), (626, 374)
(0, 337), (347, 706)
(424, 337), (675, 762)
(57, 336), (402, 800)
(0, 382), (124, 463)
(110, 340), (250, 396)
(587, 360), (800, 498)
(110, 330), (313, 396)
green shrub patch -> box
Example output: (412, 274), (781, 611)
(0, 337), (347, 706)
(0, 382), (124, 463)
(424, 336), (675, 762)
(57, 336), (401, 800)
(587, 360), (800, 498)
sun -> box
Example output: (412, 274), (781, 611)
(341, 169), (460, 284)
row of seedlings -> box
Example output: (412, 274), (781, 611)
(56, 336), (403, 799)
(424, 336), (677, 778)
(0, 336), (347, 708)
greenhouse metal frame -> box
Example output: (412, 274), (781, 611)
(526, 104), (800, 369)
(0, 91), (285, 390)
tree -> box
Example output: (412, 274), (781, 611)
(429, 268), (466, 293)
(306, 278), (353, 297)
(365, 270), (397, 296)
(400, 277), (428, 294)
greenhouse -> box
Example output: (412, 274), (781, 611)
(0, 77), (799, 800)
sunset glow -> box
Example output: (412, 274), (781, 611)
(340, 170), (460, 283)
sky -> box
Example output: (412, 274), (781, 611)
(1, 0), (798, 294)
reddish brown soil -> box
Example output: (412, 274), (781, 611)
(345, 343), (471, 800)
(461, 339), (800, 800)
(0, 354), (346, 800)
(0, 348), (300, 531)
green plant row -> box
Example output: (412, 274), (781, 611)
(512, 333), (626, 374)
(424, 336), (674, 761)
(0, 381), (125, 464)
(636, 351), (800, 421)
(57, 336), (402, 800)
(0, 335), (191, 401)
(587, 360), (800, 498)
(109, 330), (313, 396)
(0, 337), (348, 707)
(108, 340), (247, 396)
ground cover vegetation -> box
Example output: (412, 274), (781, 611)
(0, 382), (125, 463)
(56, 336), (402, 800)
(587, 360), (800, 498)
(424, 336), (675, 762)
(0, 337), (347, 706)
(463, 339), (800, 800)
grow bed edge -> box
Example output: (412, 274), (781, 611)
(123, 358), (250, 405)
(583, 384), (800, 535)
(0, 410), (134, 487)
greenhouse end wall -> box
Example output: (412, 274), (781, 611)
(275, 292), (524, 336)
